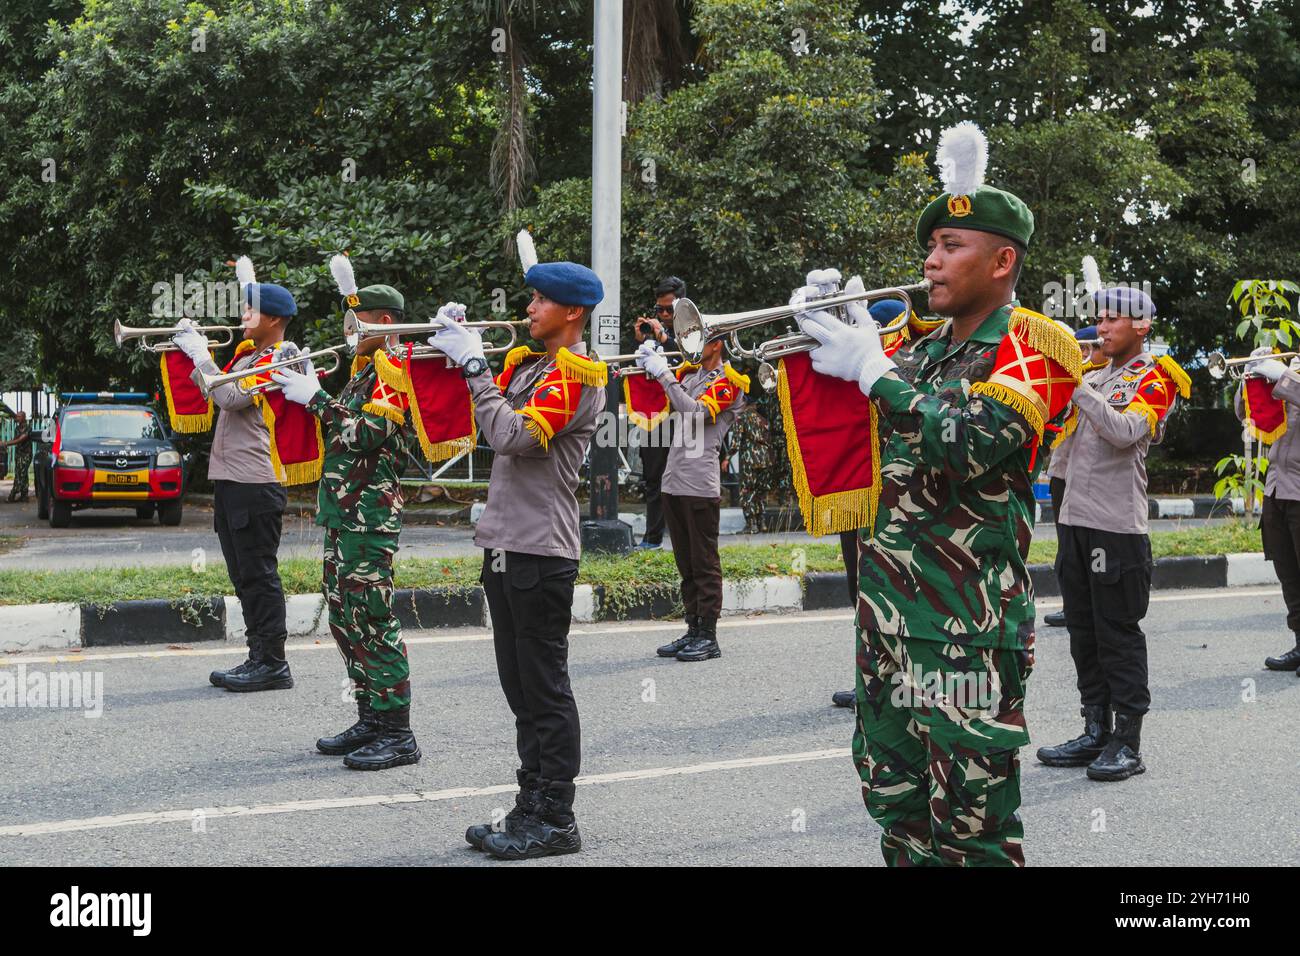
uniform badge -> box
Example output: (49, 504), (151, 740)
(1128, 358), (1145, 370)
(946, 195), (973, 217)
(537, 385), (560, 402)
(1122, 373), (1139, 381)
(1109, 389), (1126, 402)
(1142, 380), (1166, 398)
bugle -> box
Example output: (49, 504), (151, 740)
(195, 344), (349, 398)
(114, 319), (242, 353)
(343, 309), (529, 358)
(602, 350), (685, 377)
(1207, 350), (1300, 381)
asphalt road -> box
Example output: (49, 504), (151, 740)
(1, 586), (1295, 867)
(0, 489), (1238, 570)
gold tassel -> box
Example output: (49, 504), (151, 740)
(520, 412), (550, 450)
(1156, 354), (1192, 399)
(362, 400), (407, 425)
(1242, 384), (1287, 444)
(556, 347), (609, 386)
(372, 349), (409, 394)
(350, 354), (372, 377)
(1007, 307), (1084, 383)
(503, 345), (543, 371)
(1126, 399), (1160, 438)
(971, 380), (1046, 439)
(1049, 406), (1079, 449)
(776, 359), (881, 538)
(723, 363), (752, 394)
(158, 354), (214, 433)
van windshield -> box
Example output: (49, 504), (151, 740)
(61, 408), (163, 442)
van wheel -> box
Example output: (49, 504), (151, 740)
(50, 500), (72, 528)
(158, 500), (183, 526)
(36, 486), (49, 520)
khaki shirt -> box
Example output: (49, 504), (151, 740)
(469, 343), (606, 560)
(1044, 425), (1075, 481)
(1233, 369), (1300, 501)
(192, 347), (279, 484)
(655, 364), (746, 499)
(1059, 353), (1173, 534)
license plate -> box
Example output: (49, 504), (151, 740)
(106, 473), (139, 485)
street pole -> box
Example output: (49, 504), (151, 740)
(582, 0), (633, 554)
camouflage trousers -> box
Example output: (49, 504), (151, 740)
(738, 468), (776, 532)
(7, 450), (30, 500)
(853, 628), (1033, 867)
(322, 527), (411, 712)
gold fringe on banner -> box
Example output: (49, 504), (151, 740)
(622, 376), (671, 432)
(1243, 386), (1287, 444)
(1050, 406), (1079, 449)
(258, 399), (324, 486)
(158, 353), (213, 433)
(776, 360), (881, 538)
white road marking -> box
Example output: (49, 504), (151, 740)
(0, 748), (850, 838)
(0, 611), (858, 666)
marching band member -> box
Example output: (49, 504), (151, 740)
(1037, 271), (1190, 782)
(1232, 348), (1300, 675)
(1042, 321), (1105, 629)
(177, 266), (297, 693)
(632, 276), (685, 550)
(792, 122), (1081, 865)
(638, 333), (749, 662)
(427, 234), (607, 860)
(271, 259), (421, 771)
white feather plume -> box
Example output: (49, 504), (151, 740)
(330, 254), (358, 298)
(516, 229), (538, 275)
(935, 121), (988, 196)
(1081, 255), (1103, 296)
(235, 255), (256, 289)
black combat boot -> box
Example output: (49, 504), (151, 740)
(342, 706), (421, 770)
(466, 770), (540, 851)
(222, 636), (293, 692)
(656, 614), (698, 658)
(481, 780), (581, 860)
(1043, 610), (1067, 628)
(676, 617), (721, 661)
(316, 697), (383, 756)
(1087, 712), (1146, 781)
(209, 643), (258, 687)
(1264, 640), (1300, 672)
(1036, 705), (1111, 767)
(831, 690), (856, 709)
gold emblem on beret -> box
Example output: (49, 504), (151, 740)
(947, 195), (973, 217)
(346, 294), (360, 308)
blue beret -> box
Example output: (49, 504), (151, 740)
(868, 299), (907, 324)
(1076, 325), (1098, 341)
(1093, 286), (1154, 320)
(525, 262), (604, 308)
(245, 282), (298, 318)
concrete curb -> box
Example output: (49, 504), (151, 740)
(0, 553), (1280, 655)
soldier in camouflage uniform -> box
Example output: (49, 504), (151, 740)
(793, 123), (1080, 865)
(2, 411), (32, 502)
(273, 282), (421, 771)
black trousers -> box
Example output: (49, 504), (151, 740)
(1260, 494), (1300, 633)
(662, 493), (723, 620)
(1055, 523), (1152, 716)
(1049, 477), (1065, 542)
(640, 442), (670, 544)
(481, 550), (581, 785)
(213, 480), (288, 650)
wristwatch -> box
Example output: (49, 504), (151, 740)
(461, 356), (489, 379)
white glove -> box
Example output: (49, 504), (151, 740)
(427, 303), (484, 366)
(805, 267), (843, 293)
(842, 275), (873, 328)
(793, 287), (894, 396)
(1250, 358), (1287, 383)
(271, 366), (321, 405)
(636, 340), (671, 378)
(171, 318), (210, 364)
(1250, 345), (1272, 358)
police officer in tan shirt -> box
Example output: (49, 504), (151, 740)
(1038, 286), (1188, 782)
(429, 258), (606, 861)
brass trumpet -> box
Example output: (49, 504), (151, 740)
(603, 349), (685, 377)
(1207, 350), (1300, 381)
(114, 319), (242, 353)
(343, 309), (529, 359)
(196, 344), (349, 398)
(672, 279), (931, 391)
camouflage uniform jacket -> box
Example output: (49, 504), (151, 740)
(308, 360), (413, 534)
(862, 301), (1050, 650)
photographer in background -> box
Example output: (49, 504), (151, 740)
(631, 276), (684, 550)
